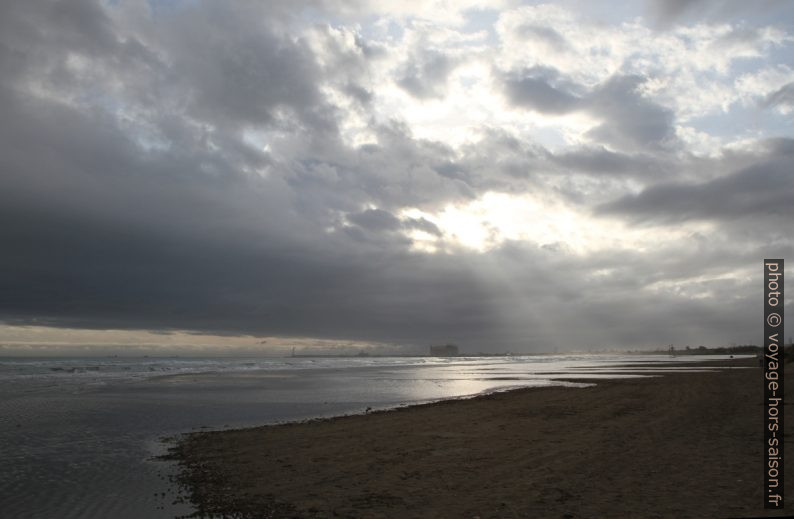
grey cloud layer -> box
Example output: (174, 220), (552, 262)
(503, 70), (677, 152)
(599, 140), (794, 224)
(1, 0), (791, 351)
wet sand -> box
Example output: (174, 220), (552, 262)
(167, 359), (792, 518)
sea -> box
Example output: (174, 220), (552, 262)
(0, 353), (742, 518)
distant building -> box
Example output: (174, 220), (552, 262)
(429, 344), (459, 356)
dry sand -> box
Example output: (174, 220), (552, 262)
(166, 359), (792, 518)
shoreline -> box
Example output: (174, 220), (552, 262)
(166, 358), (791, 518)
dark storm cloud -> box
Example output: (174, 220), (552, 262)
(0, 0), (789, 352)
(0, 198), (496, 344)
(0, 84), (490, 344)
(0, 0), (501, 347)
(598, 139), (794, 224)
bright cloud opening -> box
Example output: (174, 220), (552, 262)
(400, 191), (715, 254)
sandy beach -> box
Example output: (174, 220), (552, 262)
(167, 359), (792, 518)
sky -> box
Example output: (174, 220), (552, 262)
(1, 0), (792, 355)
